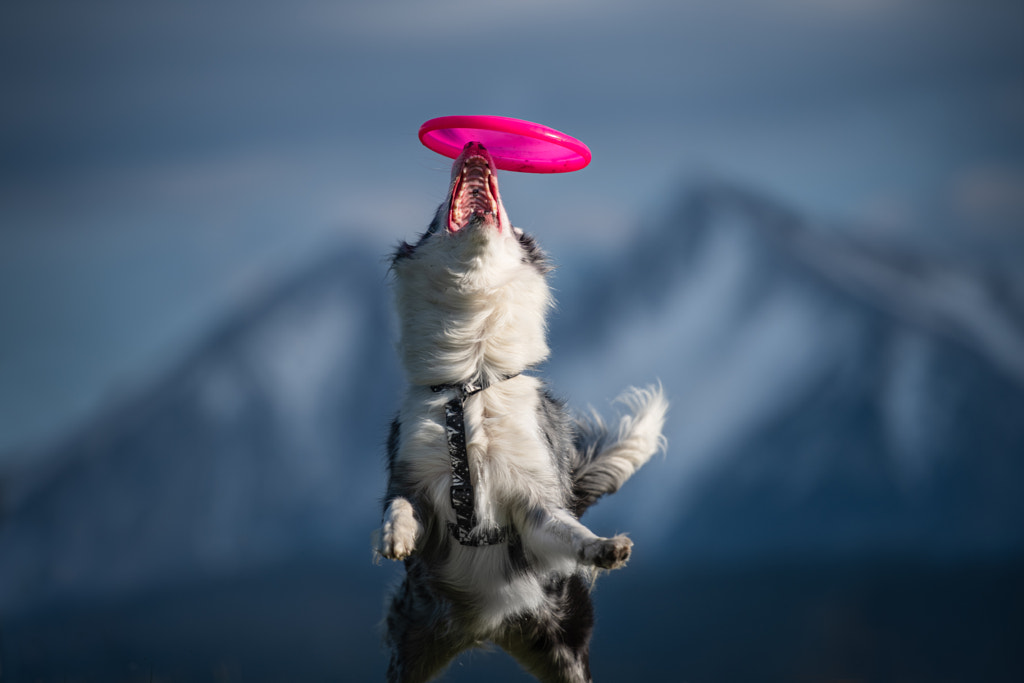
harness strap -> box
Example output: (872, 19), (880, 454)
(431, 374), (520, 547)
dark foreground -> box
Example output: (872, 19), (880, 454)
(3, 556), (1022, 682)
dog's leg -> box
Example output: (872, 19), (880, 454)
(496, 574), (595, 683)
(378, 497), (422, 561)
(519, 507), (632, 570)
(385, 566), (464, 683)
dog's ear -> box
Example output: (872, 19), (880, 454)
(393, 208), (447, 266)
(513, 227), (554, 275)
(392, 240), (416, 264)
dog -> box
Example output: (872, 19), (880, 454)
(377, 140), (667, 683)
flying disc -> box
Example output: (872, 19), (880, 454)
(418, 116), (591, 173)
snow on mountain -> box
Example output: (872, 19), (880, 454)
(0, 247), (402, 614)
(548, 183), (1024, 560)
(2, 181), (1022, 617)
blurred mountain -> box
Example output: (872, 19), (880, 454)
(0, 246), (401, 615)
(2, 180), (1023, 626)
(549, 183), (1024, 562)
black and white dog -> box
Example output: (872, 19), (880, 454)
(378, 141), (667, 683)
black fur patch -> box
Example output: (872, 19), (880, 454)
(386, 417), (401, 468)
(558, 574), (596, 653)
(536, 391), (576, 508)
(493, 573), (595, 683)
(516, 229), (553, 274)
(391, 211), (444, 265)
(385, 561), (465, 683)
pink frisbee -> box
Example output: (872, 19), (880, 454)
(418, 115), (591, 173)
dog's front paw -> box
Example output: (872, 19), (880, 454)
(581, 534), (633, 570)
(379, 498), (420, 561)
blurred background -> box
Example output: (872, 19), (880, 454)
(1, 0), (1022, 680)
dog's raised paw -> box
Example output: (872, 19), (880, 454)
(583, 535), (633, 570)
(379, 498), (419, 561)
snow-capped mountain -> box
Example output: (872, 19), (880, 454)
(548, 184), (1024, 560)
(0, 247), (402, 614)
(2, 181), (1022, 619)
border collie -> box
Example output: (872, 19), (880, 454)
(377, 141), (667, 683)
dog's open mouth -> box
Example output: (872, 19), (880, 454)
(448, 148), (501, 233)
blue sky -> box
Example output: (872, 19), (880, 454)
(1, 0), (1022, 459)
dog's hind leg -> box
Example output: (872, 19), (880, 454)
(496, 574), (595, 683)
(385, 569), (464, 683)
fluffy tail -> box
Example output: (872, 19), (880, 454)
(572, 384), (668, 516)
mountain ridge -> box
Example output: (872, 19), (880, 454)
(2, 180), (1022, 619)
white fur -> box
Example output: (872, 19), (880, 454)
(391, 218), (552, 388)
(574, 384), (669, 494)
(379, 497), (421, 561)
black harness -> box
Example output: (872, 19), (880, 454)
(430, 374), (520, 547)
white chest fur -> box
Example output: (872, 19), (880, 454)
(395, 375), (569, 630)
(391, 226), (553, 389)
(397, 375), (560, 533)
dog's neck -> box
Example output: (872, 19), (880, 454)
(392, 226), (553, 388)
